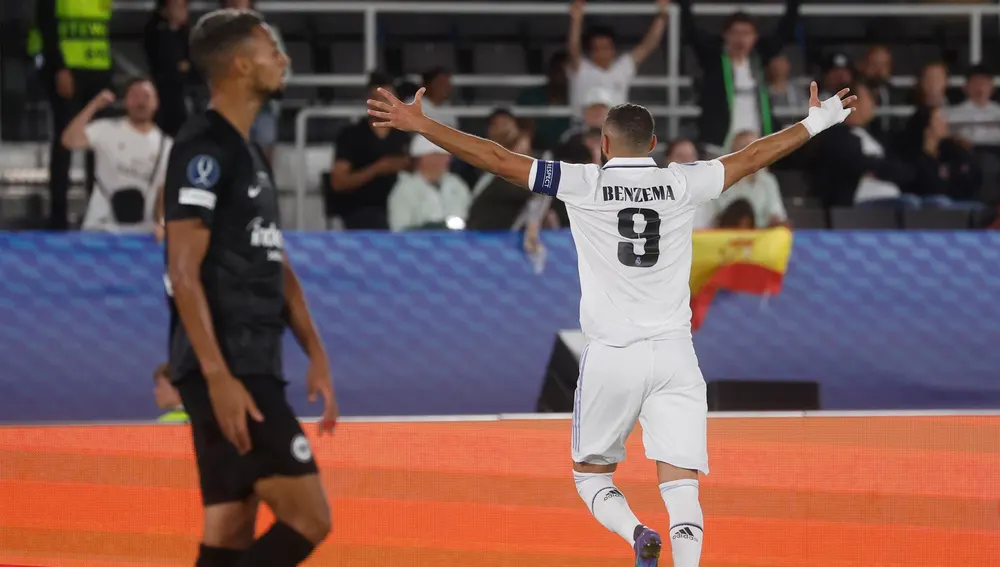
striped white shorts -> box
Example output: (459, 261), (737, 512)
(571, 338), (709, 474)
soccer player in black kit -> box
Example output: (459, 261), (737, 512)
(163, 9), (338, 567)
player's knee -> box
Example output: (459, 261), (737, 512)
(284, 497), (332, 545)
(655, 460), (698, 484)
(202, 502), (257, 548)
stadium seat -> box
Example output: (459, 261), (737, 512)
(902, 208), (971, 229)
(830, 206), (900, 229)
(787, 207), (828, 229)
(472, 44), (527, 75)
(784, 196), (822, 210)
(330, 42), (367, 74)
(402, 43), (458, 74)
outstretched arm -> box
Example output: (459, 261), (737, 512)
(719, 82), (855, 190)
(566, 0), (586, 73)
(630, 0), (670, 67)
(756, 0), (803, 61)
(368, 88), (534, 188)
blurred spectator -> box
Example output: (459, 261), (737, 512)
(809, 83), (912, 208)
(697, 131), (787, 228)
(662, 138), (699, 164)
(330, 73), (411, 229)
(516, 51), (571, 151)
(153, 363), (187, 422)
(388, 136), (471, 231)
(466, 111), (549, 230)
(857, 45), (893, 105)
(35, 0), (113, 229)
(715, 199), (756, 229)
(856, 45), (894, 143)
(487, 108), (521, 150)
(678, 0), (802, 152)
(911, 61), (949, 108)
(946, 65), (1000, 147)
(60, 79), (171, 233)
(221, 0), (290, 162)
(819, 52), (854, 99)
(560, 88), (612, 143)
(566, 0), (668, 117)
(766, 53), (805, 109)
(900, 106), (983, 207)
(420, 67), (457, 128)
(145, 0), (196, 137)
(461, 108), (522, 191)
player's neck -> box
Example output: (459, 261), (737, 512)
(209, 90), (263, 139)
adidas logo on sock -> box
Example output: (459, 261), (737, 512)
(603, 488), (624, 502)
(671, 527), (699, 542)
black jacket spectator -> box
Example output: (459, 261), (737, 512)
(465, 177), (531, 230)
(901, 107), (982, 201)
(330, 119), (411, 229)
(144, 1), (197, 136)
(809, 124), (912, 208)
(678, 0), (801, 149)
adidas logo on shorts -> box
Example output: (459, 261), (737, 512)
(672, 527), (699, 542)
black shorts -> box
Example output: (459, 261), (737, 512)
(178, 374), (319, 505)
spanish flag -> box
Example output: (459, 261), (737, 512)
(689, 227), (793, 331)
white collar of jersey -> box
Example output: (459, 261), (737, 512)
(602, 157), (658, 169)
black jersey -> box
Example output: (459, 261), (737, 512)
(163, 110), (285, 382)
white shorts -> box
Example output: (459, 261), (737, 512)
(571, 338), (709, 474)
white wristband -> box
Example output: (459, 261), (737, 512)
(799, 114), (824, 138)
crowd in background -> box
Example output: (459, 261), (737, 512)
(35, 0), (1000, 234)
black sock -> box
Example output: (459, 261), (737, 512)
(236, 521), (315, 567)
(196, 544), (242, 567)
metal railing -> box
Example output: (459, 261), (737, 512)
(116, 1), (1000, 228)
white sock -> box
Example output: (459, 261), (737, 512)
(574, 471), (642, 546)
(660, 479), (704, 567)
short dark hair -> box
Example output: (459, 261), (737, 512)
(553, 140), (594, 165)
(422, 66), (451, 86)
(121, 75), (153, 97)
(717, 198), (755, 228)
(723, 12), (756, 32)
(488, 108), (515, 124)
(605, 103), (655, 150)
(967, 64), (991, 80)
(189, 8), (265, 80)
(585, 26), (617, 49)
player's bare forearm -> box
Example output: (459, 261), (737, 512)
(167, 219), (231, 381)
(283, 258), (328, 362)
(416, 118), (533, 188)
(719, 123), (809, 190)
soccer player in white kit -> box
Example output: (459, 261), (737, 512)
(368, 82), (855, 567)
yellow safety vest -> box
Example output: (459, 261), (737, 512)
(32, 0), (113, 70)
(157, 409), (190, 423)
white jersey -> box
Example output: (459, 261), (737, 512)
(82, 118), (172, 233)
(528, 156), (725, 346)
